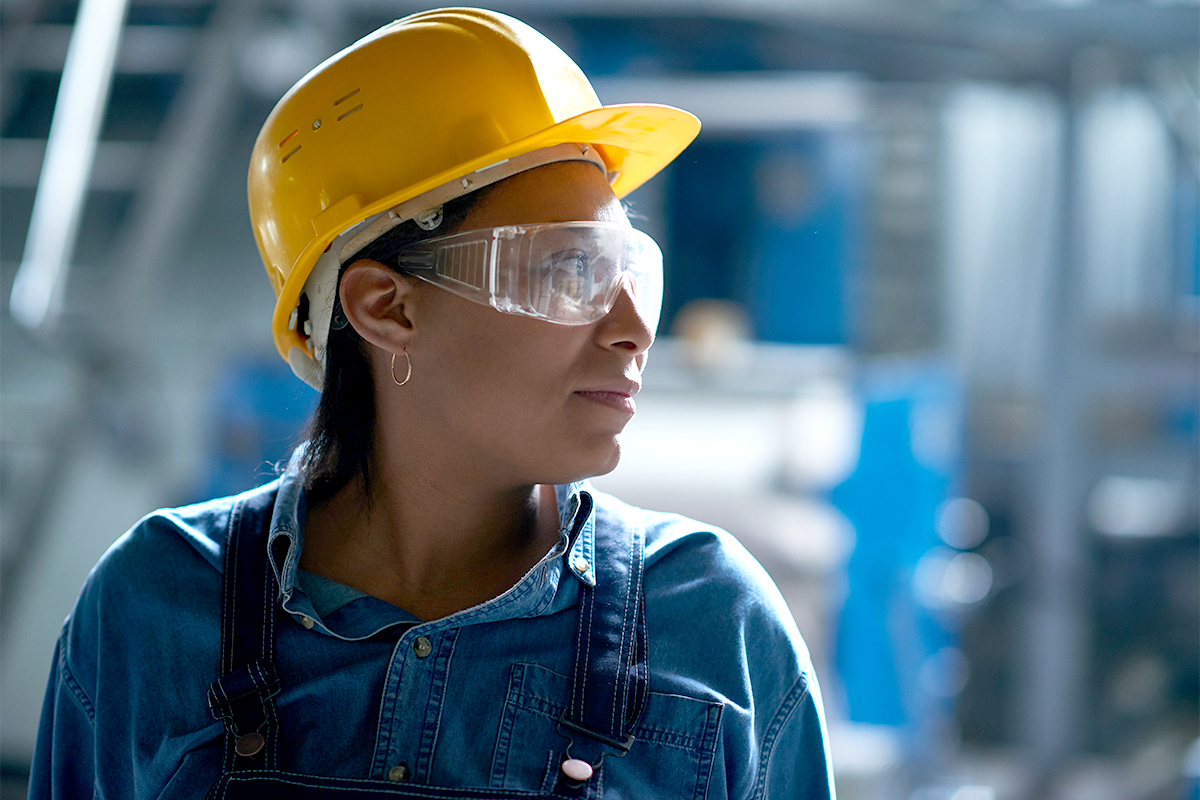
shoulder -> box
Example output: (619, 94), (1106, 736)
(591, 489), (811, 682)
(51, 483), (281, 796)
(62, 481), (280, 686)
(80, 481), (275, 596)
(590, 490), (832, 798)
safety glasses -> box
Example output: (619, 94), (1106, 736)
(394, 222), (663, 331)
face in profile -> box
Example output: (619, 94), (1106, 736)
(395, 161), (657, 486)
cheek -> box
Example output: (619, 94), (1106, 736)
(420, 304), (587, 418)
(488, 322), (590, 410)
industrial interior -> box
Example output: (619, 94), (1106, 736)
(1, 0), (1197, 797)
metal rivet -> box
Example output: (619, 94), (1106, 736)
(413, 636), (432, 658)
(387, 763), (410, 781)
(573, 556), (589, 574)
(312, 119), (322, 130)
(561, 758), (593, 781)
(299, 615), (314, 630)
(235, 732), (265, 757)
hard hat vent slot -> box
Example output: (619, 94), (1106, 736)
(281, 145), (301, 163)
(278, 130), (299, 148)
(334, 89), (363, 122)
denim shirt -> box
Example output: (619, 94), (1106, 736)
(30, 461), (835, 799)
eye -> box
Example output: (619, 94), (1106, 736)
(545, 248), (590, 277)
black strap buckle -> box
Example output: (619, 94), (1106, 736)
(207, 660), (281, 724)
(557, 712), (636, 755)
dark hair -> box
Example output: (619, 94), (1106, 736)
(300, 188), (493, 503)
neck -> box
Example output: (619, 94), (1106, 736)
(301, 451), (562, 622)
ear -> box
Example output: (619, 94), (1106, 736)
(338, 259), (419, 354)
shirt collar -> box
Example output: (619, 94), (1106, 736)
(265, 451), (599, 635)
(267, 450), (307, 604)
(557, 481), (597, 587)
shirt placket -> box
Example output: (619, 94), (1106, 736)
(371, 625), (460, 783)
(267, 466), (593, 785)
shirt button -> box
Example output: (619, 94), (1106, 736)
(572, 556), (589, 573)
(299, 615), (315, 630)
(413, 636), (432, 658)
(387, 763), (410, 782)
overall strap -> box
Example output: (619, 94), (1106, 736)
(207, 486), (283, 772)
(558, 491), (649, 774)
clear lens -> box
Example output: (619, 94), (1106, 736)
(399, 222), (662, 331)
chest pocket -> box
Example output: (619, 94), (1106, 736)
(490, 663), (723, 800)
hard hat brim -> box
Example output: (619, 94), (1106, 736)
(272, 101), (700, 362)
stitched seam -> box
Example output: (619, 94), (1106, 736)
(263, 544), (275, 664)
(573, 588), (593, 718)
(581, 589), (593, 719)
(490, 664), (523, 786)
(507, 688), (718, 750)
(571, 591), (584, 716)
(418, 630), (458, 779)
(539, 748), (557, 793)
(222, 500), (241, 675)
(613, 524), (634, 733)
(570, 491), (594, 720)
(509, 692), (566, 719)
(261, 544), (278, 769)
(691, 701), (724, 800)
(750, 674), (811, 800)
(636, 586), (649, 715)
(631, 529), (644, 722)
(371, 636), (407, 776)
(219, 771), (551, 796)
(218, 501), (237, 774)
(57, 640), (96, 723)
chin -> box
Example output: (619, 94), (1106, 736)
(544, 436), (623, 485)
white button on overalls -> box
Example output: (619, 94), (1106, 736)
(561, 758), (594, 781)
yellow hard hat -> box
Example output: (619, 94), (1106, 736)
(249, 7), (700, 370)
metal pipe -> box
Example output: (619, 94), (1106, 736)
(8, 0), (130, 334)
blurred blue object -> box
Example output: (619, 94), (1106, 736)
(665, 132), (864, 345)
(1184, 736), (1200, 800)
(747, 134), (865, 345)
(1175, 166), (1199, 298)
(831, 362), (964, 745)
(193, 354), (318, 502)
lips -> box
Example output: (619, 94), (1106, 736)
(574, 379), (640, 414)
(575, 390), (636, 414)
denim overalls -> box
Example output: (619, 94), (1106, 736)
(204, 488), (648, 799)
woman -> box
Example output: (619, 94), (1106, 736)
(31, 9), (835, 799)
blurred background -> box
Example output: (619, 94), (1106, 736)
(0, 0), (1197, 797)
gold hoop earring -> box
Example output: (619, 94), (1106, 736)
(390, 350), (412, 387)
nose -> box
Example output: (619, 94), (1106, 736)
(595, 282), (655, 356)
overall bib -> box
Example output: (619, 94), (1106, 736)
(204, 488), (648, 799)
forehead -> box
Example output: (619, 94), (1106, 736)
(459, 161), (628, 230)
